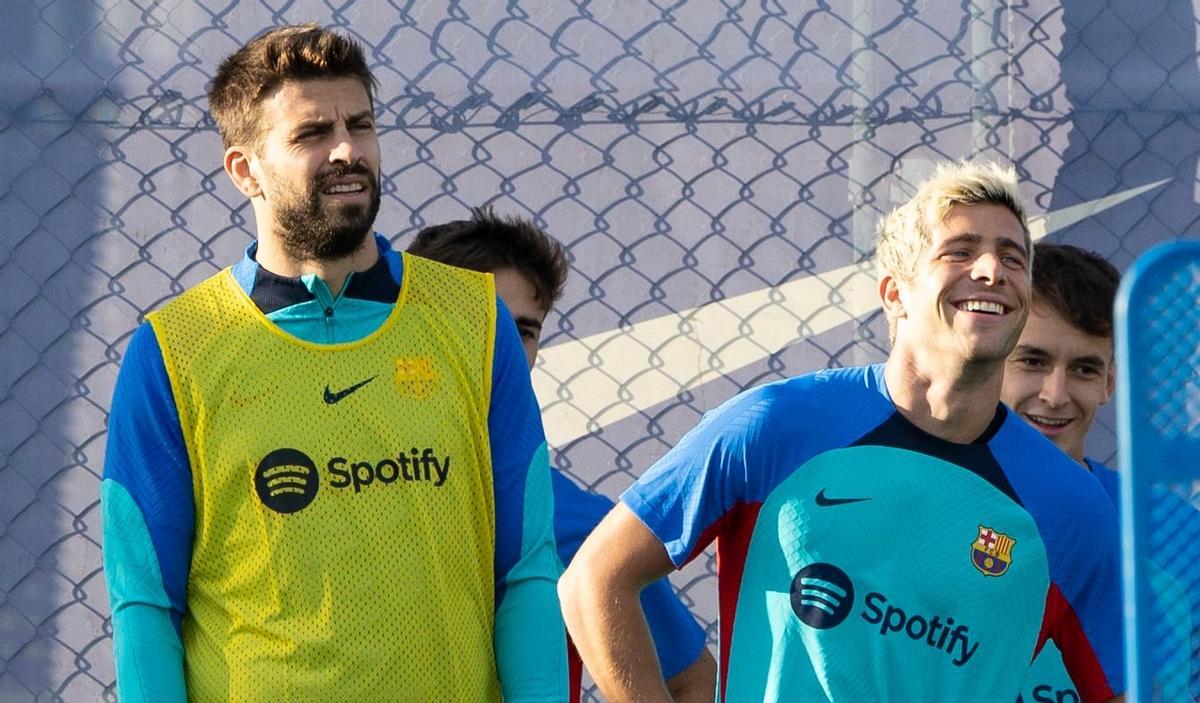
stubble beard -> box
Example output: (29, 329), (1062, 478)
(270, 162), (382, 262)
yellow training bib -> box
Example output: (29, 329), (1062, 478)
(149, 254), (500, 701)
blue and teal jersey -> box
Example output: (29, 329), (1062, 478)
(101, 234), (565, 701)
(622, 365), (1124, 703)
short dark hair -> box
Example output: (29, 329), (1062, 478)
(407, 207), (569, 310)
(208, 23), (376, 148)
(1031, 242), (1120, 338)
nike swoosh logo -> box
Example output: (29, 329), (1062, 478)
(814, 489), (870, 507)
(324, 376), (377, 404)
(532, 180), (1169, 447)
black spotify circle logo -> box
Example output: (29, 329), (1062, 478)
(790, 562), (855, 629)
(254, 448), (319, 514)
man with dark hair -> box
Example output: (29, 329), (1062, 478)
(101, 25), (565, 701)
(560, 161), (1125, 702)
(1004, 242), (1199, 702)
(409, 208), (569, 367)
(1003, 243), (1119, 464)
(407, 208), (717, 702)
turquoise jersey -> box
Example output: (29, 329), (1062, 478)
(623, 365), (1124, 702)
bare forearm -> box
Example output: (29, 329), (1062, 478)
(559, 564), (672, 703)
(559, 504), (681, 703)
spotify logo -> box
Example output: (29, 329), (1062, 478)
(790, 562), (855, 629)
(254, 448), (320, 514)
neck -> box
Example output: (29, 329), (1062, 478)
(254, 231), (378, 296)
(883, 346), (1004, 444)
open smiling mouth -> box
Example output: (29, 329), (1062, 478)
(323, 183), (366, 195)
(955, 300), (1007, 315)
(1021, 413), (1072, 429)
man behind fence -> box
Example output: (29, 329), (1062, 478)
(559, 161), (1126, 702)
(406, 208), (718, 702)
(100, 24), (565, 701)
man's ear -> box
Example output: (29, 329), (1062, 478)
(879, 273), (906, 319)
(224, 145), (262, 198)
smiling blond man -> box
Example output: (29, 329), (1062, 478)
(560, 161), (1125, 702)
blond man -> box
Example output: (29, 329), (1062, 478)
(560, 161), (1125, 702)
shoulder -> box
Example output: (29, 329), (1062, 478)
(664, 364), (891, 471)
(715, 364), (883, 424)
(1084, 458), (1119, 506)
(996, 415), (1110, 500)
(403, 251), (493, 286)
(148, 268), (240, 332)
(991, 414), (1117, 538)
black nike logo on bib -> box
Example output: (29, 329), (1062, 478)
(324, 376), (377, 404)
(815, 489), (870, 507)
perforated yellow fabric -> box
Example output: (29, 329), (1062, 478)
(148, 254), (500, 701)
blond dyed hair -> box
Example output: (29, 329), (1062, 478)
(875, 160), (1030, 283)
(874, 160), (1031, 344)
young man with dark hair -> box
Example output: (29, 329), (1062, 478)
(408, 208), (569, 367)
(560, 161), (1125, 702)
(1002, 243), (1119, 466)
(408, 208), (718, 702)
(101, 25), (565, 702)
(1004, 242), (1199, 702)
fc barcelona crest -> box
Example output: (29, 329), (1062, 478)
(970, 525), (1015, 577)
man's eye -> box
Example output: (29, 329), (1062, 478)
(1016, 357), (1044, 369)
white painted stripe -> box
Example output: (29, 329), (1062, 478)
(535, 180), (1168, 447)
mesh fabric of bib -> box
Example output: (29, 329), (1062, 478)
(148, 254), (499, 701)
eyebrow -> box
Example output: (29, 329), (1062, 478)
(1011, 345), (1108, 367)
(293, 110), (375, 131)
(940, 232), (1028, 257)
(1011, 343), (1050, 356)
(514, 316), (544, 332)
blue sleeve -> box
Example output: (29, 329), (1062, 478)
(489, 298), (567, 701)
(552, 471), (707, 680)
(618, 388), (764, 568)
(101, 323), (192, 701)
(620, 370), (892, 568)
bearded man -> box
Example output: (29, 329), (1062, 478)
(100, 24), (565, 702)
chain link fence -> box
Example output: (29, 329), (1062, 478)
(2, 1), (1198, 700)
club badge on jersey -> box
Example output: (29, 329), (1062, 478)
(971, 525), (1016, 577)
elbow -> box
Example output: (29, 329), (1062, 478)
(559, 550), (615, 641)
(557, 558), (588, 636)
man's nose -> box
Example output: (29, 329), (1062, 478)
(328, 127), (358, 164)
(970, 252), (1003, 285)
(1039, 367), (1070, 407)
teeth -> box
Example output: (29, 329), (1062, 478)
(958, 300), (1005, 314)
(325, 183), (363, 194)
(1027, 414), (1070, 427)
